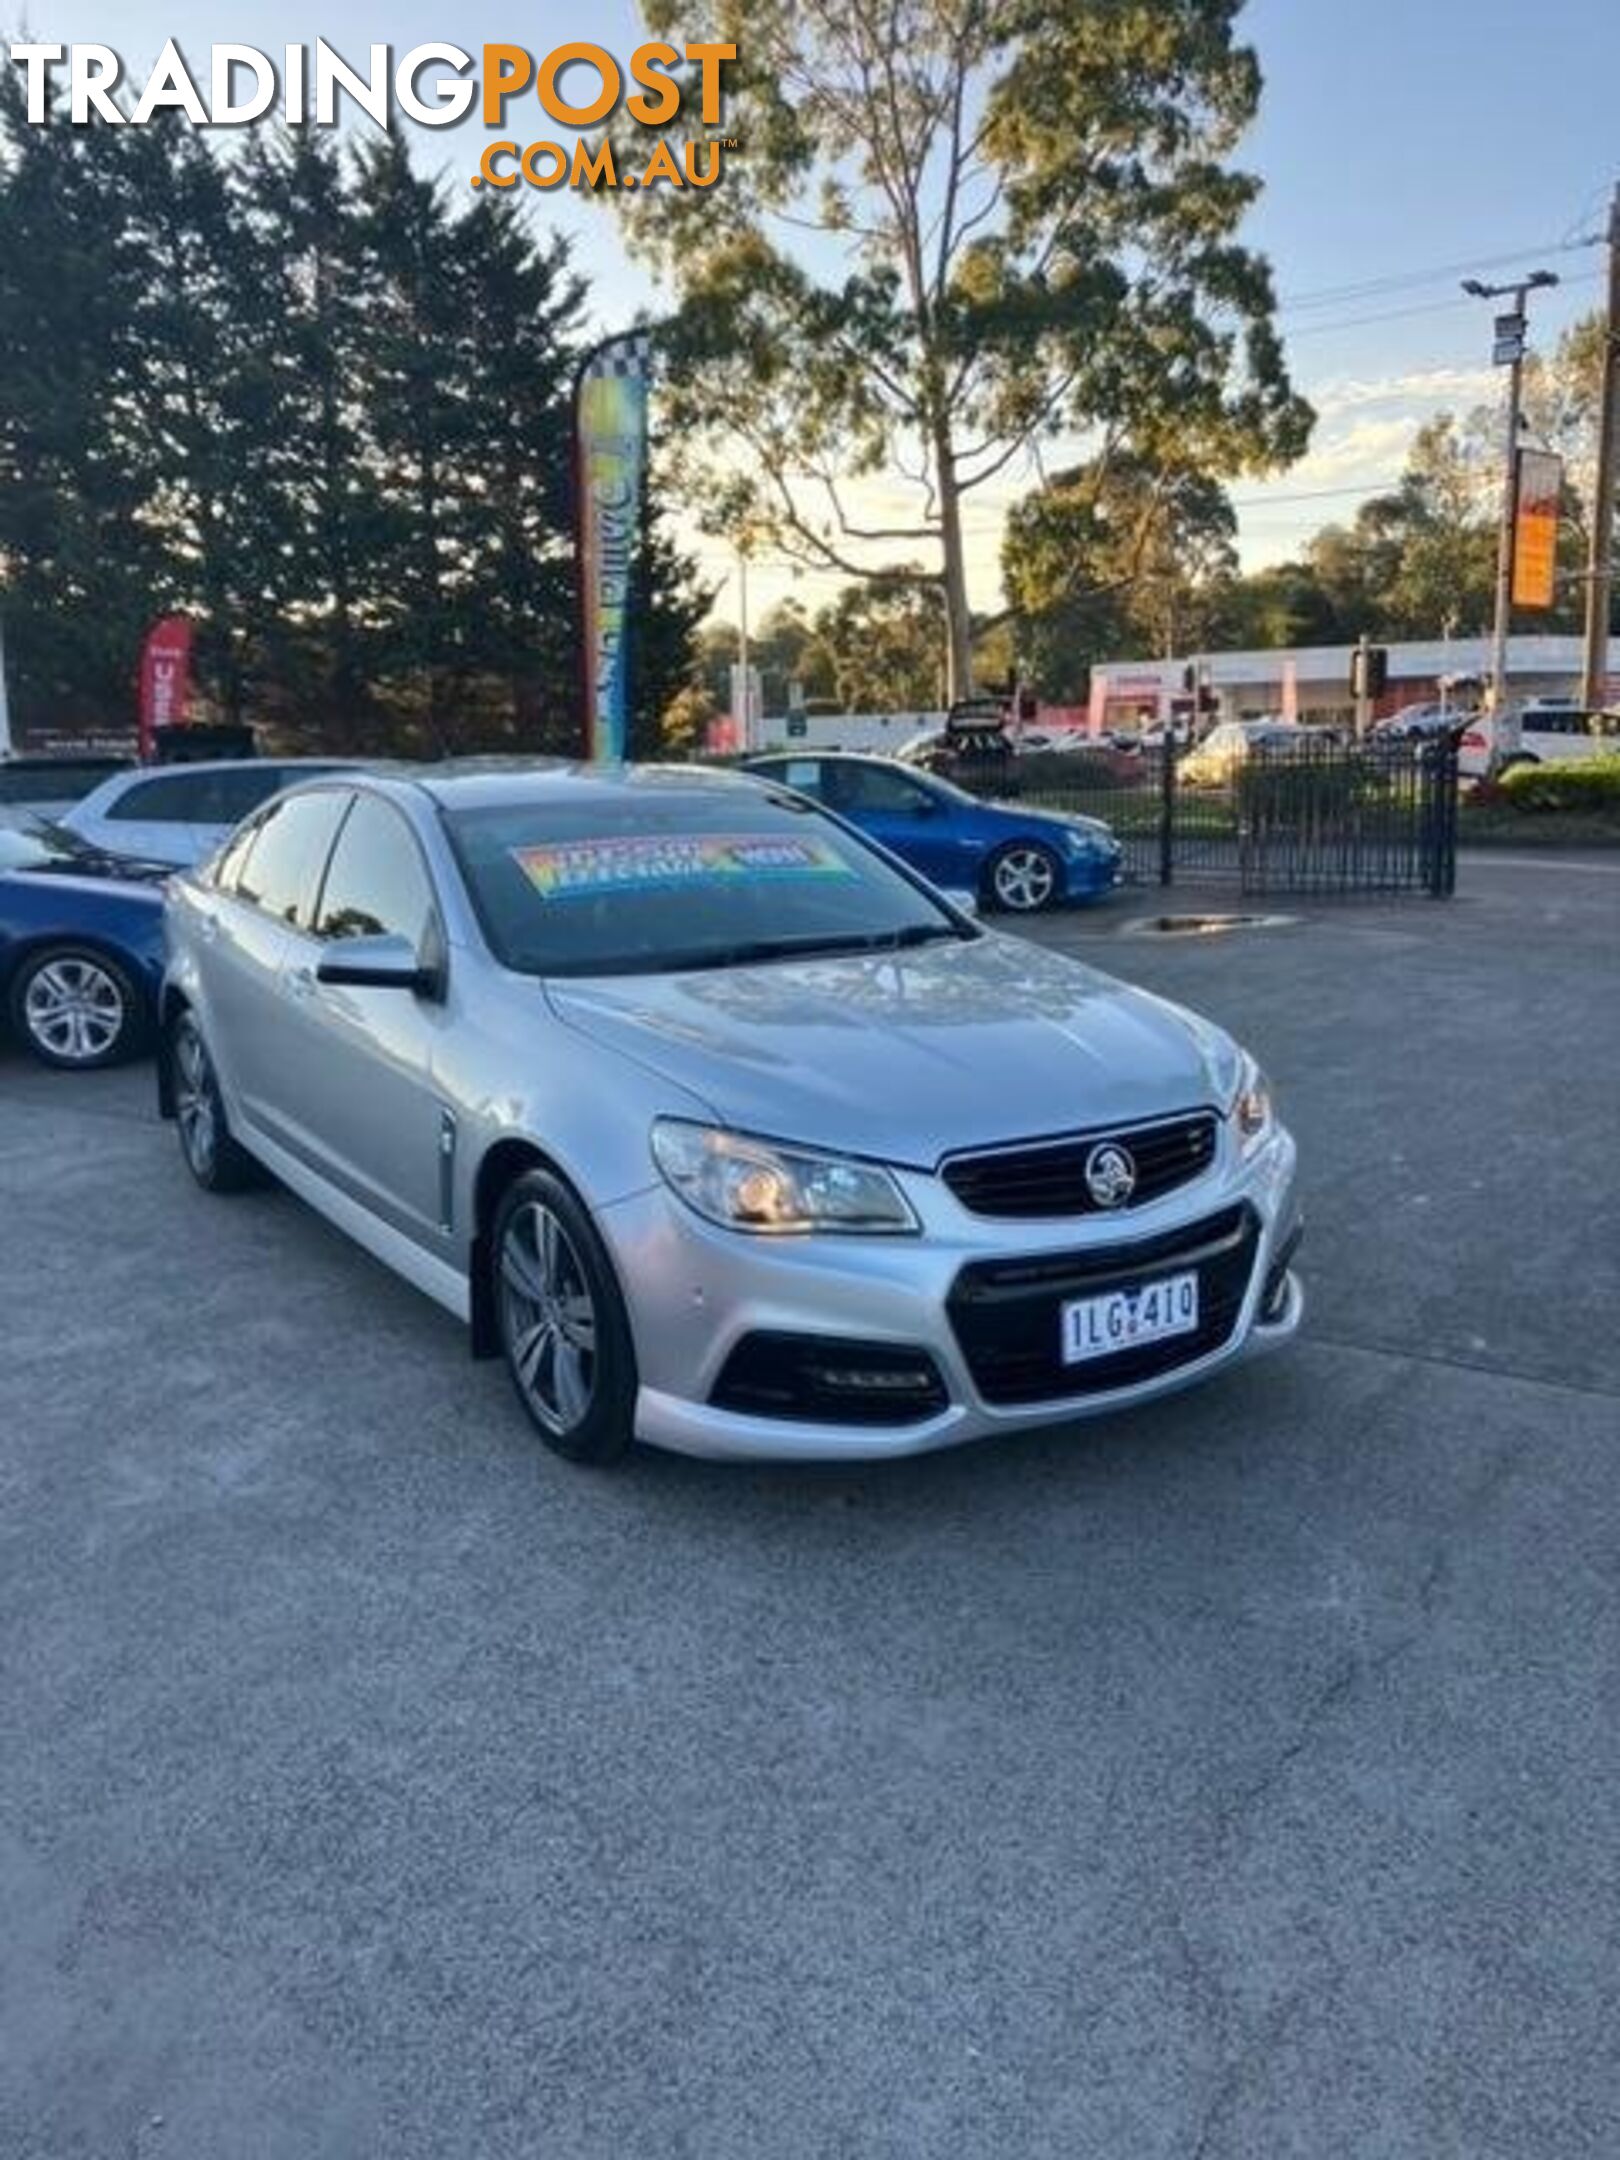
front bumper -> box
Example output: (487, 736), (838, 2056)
(600, 1123), (1301, 1461)
(1057, 845), (1124, 902)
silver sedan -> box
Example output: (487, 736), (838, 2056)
(160, 764), (1302, 1464)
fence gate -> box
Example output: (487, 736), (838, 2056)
(962, 734), (1458, 899)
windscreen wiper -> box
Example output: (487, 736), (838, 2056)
(671, 924), (964, 970)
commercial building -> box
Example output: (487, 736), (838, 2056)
(1086, 634), (1616, 733)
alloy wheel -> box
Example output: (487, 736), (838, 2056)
(499, 1201), (599, 1437)
(22, 956), (126, 1064)
(173, 1017), (217, 1179)
(992, 846), (1057, 912)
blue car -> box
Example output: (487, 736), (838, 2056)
(0, 822), (169, 1068)
(744, 752), (1122, 913)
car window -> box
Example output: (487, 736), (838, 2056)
(0, 761), (124, 804)
(211, 812), (267, 894)
(234, 790), (352, 927)
(827, 763), (934, 813)
(444, 789), (963, 978)
(104, 765), (287, 824)
(314, 793), (438, 947)
(767, 760), (824, 799)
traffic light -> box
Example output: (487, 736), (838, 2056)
(1350, 645), (1389, 700)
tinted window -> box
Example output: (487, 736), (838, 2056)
(211, 813), (266, 894)
(235, 791), (351, 927)
(755, 759), (825, 799)
(106, 766), (286, 824)
(827, 763), (935, 813)
(315, 794), (437, 947)
(0, 761), (125, 804)
(445, 786), (965, 978)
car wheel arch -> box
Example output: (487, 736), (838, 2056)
(155, 984), (193, 1119)
(468, 1136), (572, 1359)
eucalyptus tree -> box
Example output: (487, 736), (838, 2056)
(609, 0), (1310, 698)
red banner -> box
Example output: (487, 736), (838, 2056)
(138, 616), (193, 760)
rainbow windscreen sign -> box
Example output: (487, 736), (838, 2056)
(576, 331), (652, 762)
(512, 832), (856, 900)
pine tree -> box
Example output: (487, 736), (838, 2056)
(0, 82), (162, 736)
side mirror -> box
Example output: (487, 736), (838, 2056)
(317, 932), (435, 994)
(941, 888), (979, 918)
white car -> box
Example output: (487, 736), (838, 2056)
(0, 754), (133, 831)
(61, 758), (360, 867)
(1456, 701), (1620, 781)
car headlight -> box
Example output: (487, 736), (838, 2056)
(1060, 820), (1114, 855)
(650, 1120), (918, 1235)
(1227, 1052), (1275, 1155)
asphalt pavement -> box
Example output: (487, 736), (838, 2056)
(1, 853), (1617, 2158)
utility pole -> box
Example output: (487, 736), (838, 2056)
(1463, 267), (1559, 762)
(736, 549), (751, 751)
(1354, 631), (1372, 740)
(1581, 185), (1620, 712)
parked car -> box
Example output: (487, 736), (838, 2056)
(1177, 720), (1307, 789)
(0, 752), (134, 831)
(0, 821), (169, 1067)
(160, 763), (1302, 1465)
(897, 724), (1017, 783)
(1457, 700), (1620, 780)
(1372, 703), (1461, 742)
(742, 752), (1122, 911)
(61, 757), (361, 867)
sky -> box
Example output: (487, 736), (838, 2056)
(13, 0), (1620, 630)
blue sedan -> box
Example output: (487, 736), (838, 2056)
(743, 752), (1122, 912)
(0, 823), (169, 1068)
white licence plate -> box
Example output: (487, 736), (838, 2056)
(1061, 1271), (1199, 1365)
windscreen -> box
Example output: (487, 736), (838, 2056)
(445, 789), (967, 978)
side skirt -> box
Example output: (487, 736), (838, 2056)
(242, 1125), (471, 1326)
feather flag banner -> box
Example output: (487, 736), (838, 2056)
(575, 332), (653, 763)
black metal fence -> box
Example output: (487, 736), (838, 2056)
(951, 734), (1459, 898)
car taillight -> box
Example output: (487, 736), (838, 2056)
(1460, 729), (1486, 750)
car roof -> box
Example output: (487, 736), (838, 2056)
(114, 756), (369, 777)
(749, 750), (913, 766)
(358, 758), (784, 813)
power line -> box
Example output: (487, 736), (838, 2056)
(1285, 269), (1602, 339)
(1277, 237), (1600, 314)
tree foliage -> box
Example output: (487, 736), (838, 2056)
(1001, 455), (1238, 696)
(611, 0), (1310, 699)
(0, 95), (706, 752)
(1203, 313), (1615, 660)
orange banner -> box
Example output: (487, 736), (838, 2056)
(1512, 449), (1562, 610)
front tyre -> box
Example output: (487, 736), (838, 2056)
(493, 1168), (638, 1466)
(10, 944), (146, 1069)
(986, 841), (1061, 914)
(169, 1009), (258, 1192)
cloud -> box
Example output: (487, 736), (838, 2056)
(1308, 366), (1496, 418)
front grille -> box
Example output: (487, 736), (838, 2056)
(711, 1332), (949, 1426)
(947, 1203), (1260, 1406)
(941, 1111), (1218, 1220)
